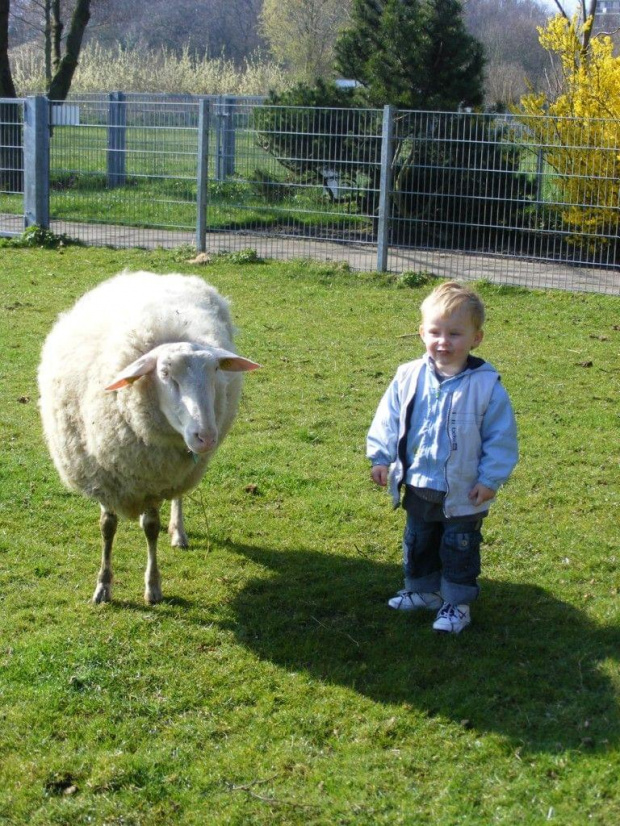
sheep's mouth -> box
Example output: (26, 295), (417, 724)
(185, 433), (217, 455)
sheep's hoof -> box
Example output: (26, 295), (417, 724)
(92, 583), (111, 603)
(145, 585), (163, 605)
(169, 529), (189, 549)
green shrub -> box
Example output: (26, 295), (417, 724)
(252, 80), (382, 207)
(391, 113), (535, 250)
(218, 247), (262, 264)
(247, 168), (292, 203)
(0, 225), (82, 249)
(398, 270), (436, 288)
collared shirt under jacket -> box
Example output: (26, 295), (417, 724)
(366, 354), (518, 518)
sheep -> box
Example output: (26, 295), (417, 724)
(38, 270), (260, 605)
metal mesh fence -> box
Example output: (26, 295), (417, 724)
(50, 95), (201, 239)
(0, 99), (25, 236)
(1, 95), (620, 294)
(382, 110), (620, 292)
(213, 103), (382, 269)
(390, 111), (620, 267)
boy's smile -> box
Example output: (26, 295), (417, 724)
(419, 306), (483, 377)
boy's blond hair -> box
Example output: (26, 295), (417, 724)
(420, 281), (485, 330)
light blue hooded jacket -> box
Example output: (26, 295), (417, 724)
(367, 354), (518, 518)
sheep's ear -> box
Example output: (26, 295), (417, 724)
(219, 355), (261, 372)
(211, 346), (261, 372)
(105, 352), (158, 391)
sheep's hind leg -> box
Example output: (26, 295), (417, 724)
(142, 507), (163, 604)
(93, 506), (117, 603)
(168, 498), (189, 549)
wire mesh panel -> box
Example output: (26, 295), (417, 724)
(518, 112), (620, 272)
(3, 94), (620, 294)
(49, 95), (202, 246)
(390, 111), (527, 255)
(0, 99), (25, 237)
(202, 101), (383, 271)
(388, 110), (620, 293)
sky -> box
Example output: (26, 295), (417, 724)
(541, 0), (580, 14)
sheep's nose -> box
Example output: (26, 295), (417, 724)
(190, 431), (217, 453)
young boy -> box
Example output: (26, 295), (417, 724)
(367, 281), (518, 634)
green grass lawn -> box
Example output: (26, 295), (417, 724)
(0, 245), (619, 824)
(44, 122), (371, 234)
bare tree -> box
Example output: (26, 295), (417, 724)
(550, 1), (598, 51)
(260, 0), (352, 82)
(86, 0), (265, 62)
(10, 1), (80, 87)
(1, 0), (90, 194)
(550, 0), (597, 18)
(3, 0), (91, 98)
(1, 0), (18, 96)
(463, 0), (551, 104)
(47, 0), (89, 98)
(1, 0), (20, 189)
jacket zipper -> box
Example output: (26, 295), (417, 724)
(442, 386), (453, 518)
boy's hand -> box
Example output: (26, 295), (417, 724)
(468, 483), (495, 507)
(371, 465), (389, 487)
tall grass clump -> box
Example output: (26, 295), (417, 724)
(10, 42), (289, 97)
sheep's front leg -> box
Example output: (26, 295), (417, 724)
(93, 506), (117, 603)
(168, 497), (189, 548)
(141, 507), (162, 604)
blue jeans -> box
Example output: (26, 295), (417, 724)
(402, 511), (482, 605)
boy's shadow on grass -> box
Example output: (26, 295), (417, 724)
(220, 539), (619, 755)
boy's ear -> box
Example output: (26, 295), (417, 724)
(473, 329), (484, 349)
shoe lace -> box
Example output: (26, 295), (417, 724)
(440, 603), (463, 620)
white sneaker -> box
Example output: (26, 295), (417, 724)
(433, 603), (471, 634)
(388, 590), (442, 611)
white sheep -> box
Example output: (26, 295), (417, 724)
(38, 270), (260, 604)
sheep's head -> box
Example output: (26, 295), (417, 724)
(105, 343), (260, 454)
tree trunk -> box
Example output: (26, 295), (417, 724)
(52, 0), (63, 73)
(0, 0), (23, 192)
(45, 0), (52, 85)
(551, 1), (599, 67)
(0, 0), (16, 98)
(581, 0), (598, 55)
(47, 0), (91, 101)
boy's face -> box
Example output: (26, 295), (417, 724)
(419, 305), (483, 377)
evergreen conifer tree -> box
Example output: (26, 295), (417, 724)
(335, 0), (484, 110)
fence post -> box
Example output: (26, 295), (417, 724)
(196, 98), (210, 252)
(23, 96), (50, 229)
(107, 91), (126, 188)
(535, 146), (544, 205)
(377, 105), (395, 272)
(215, 95), (236, 181)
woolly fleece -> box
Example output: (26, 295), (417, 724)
(38, 271), (245, 518)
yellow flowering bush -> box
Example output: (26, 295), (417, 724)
(520, 15), (620, 254)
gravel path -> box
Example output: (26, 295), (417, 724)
(3, 215), (619, 295)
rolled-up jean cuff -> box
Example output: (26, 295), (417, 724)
(405, 572), (441, 594)
(441, 576), (480, 606)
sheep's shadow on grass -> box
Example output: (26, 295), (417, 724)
(219, 539), (620, 755)
(107, 596), (195, 612)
